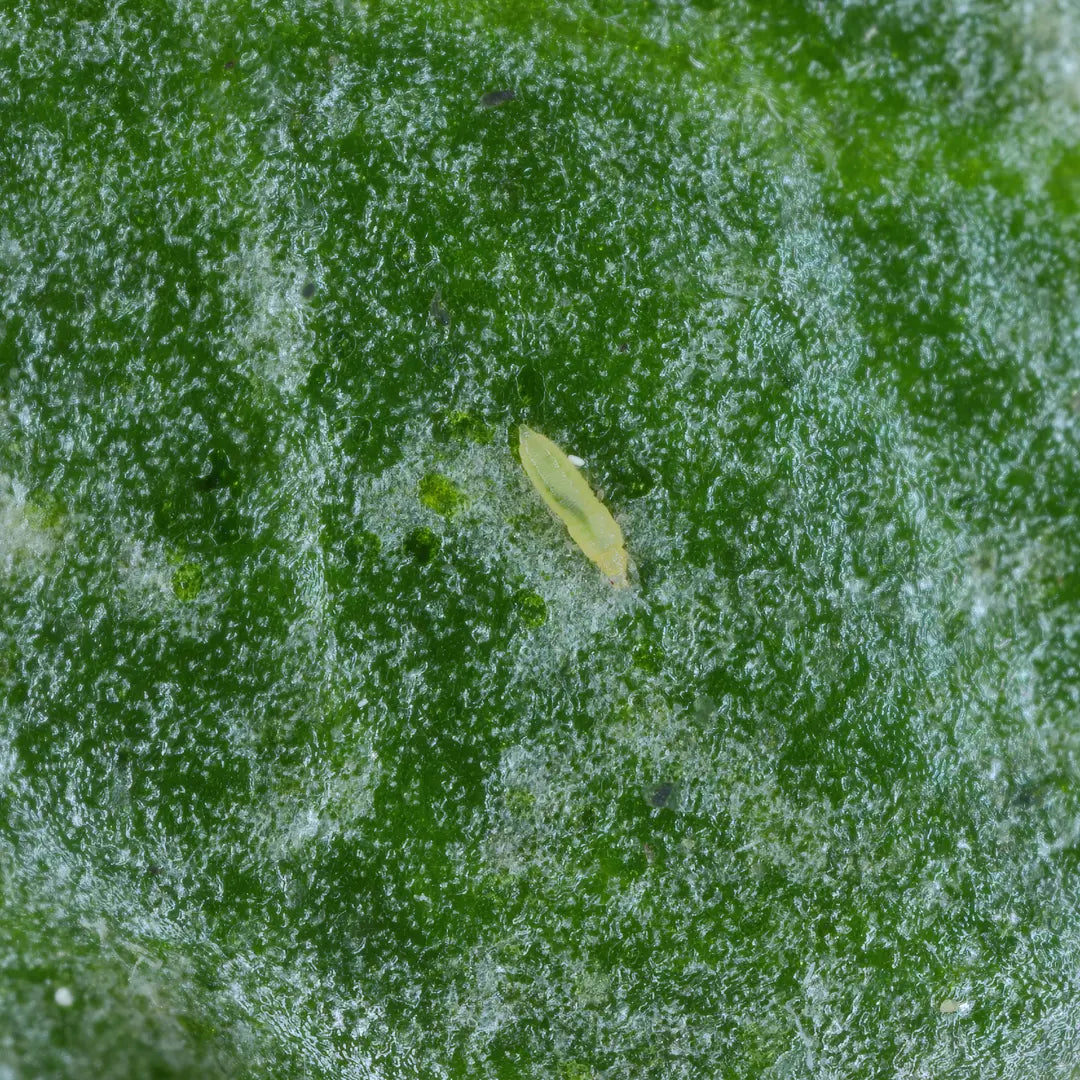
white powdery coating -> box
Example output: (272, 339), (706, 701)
(2, 0), (1080, 1078)
(0, 476), (63, 576)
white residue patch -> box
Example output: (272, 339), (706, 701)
(0, 474), (61, 575)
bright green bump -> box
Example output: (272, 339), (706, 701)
(1047, 147), (1080, 215)
(632, 639), (662, 673)
(418, 473), (465, 519)
(504, 786), (536, 818)
(560, 1065), (593, 1080)
(177, 1012), (219, 1041)
(507, 423), (523, 463)
(446, 409), (494, 444)
(574, 968), (610, 1008)
(170, 562), (203, 602)
(24, 490), (65, 530)
(497, 939), (524, 964)
(345, 530), (381, 562)
(404, 526), (440, 564)
(514, 589), (548, 629)
(737, 1020), (789, 1070)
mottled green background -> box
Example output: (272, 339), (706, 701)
(3, 1), (1080, 1077)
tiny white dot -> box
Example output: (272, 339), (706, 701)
(938, 998), (970, 1015)
(54, 987), (75, 1008)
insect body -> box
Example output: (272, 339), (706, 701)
(518, 425), (632, 588)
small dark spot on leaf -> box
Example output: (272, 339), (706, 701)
(618, 342), (630, 353)
(515, 364), (546, 407)
(1012, 785), (1035, 810)
(195, 450), (232, 493)
(436, 409), (493, 444)
(429, 289), (450, 326)
(648, 782), (675, 808)
(480, 88), (515, 109)
(619, 459), (655, 499)
(404, 526), (440, 564)
(301, 281), (316, 299)
(223, 59), (237, 70)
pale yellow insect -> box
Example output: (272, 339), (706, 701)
(518, 425), (632, 588)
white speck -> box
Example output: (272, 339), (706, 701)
(938, 998), (971, 1015)
(54, 986), (75, 1007)
(567, 454), (585, 467)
